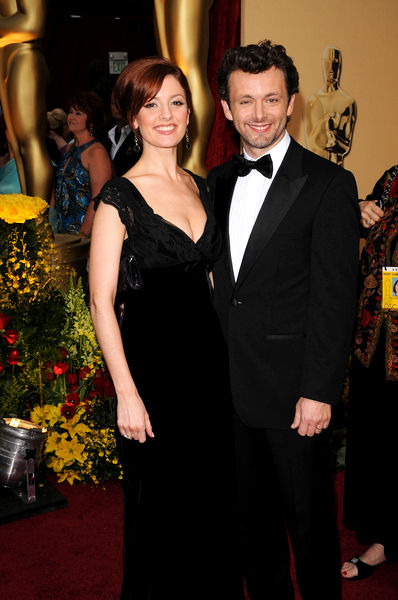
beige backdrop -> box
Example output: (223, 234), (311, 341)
(242, 0), (398, 198)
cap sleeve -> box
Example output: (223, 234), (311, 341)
(94, 177), (135, 235)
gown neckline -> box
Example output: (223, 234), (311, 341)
(120, 175), (209, 246)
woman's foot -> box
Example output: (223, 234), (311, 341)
(341, 543), (386, 580)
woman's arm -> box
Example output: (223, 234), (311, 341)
(89, 202), (154, 443)
(80, 145), (113, 236)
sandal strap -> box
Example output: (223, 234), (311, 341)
(349, 557), (375, 579)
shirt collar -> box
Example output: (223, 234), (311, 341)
(108, 123), (131, 144)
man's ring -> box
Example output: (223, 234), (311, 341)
(366, 220), (372, 226)
(315, 426), (322, 430)
(123, 434), (130, 439)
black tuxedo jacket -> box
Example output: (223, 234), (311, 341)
(208, 138), (360, 429)
(106, 130), (141, 177)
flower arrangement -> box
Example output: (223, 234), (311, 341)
(30, 362), (120, 485)
(0, 194), (121, 485)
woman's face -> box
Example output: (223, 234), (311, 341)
(133, 75), (189, 149)
(67, 106), (88, 135)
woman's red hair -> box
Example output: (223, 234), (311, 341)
(113, 56), (192, 131)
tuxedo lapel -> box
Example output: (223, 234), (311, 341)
(213, 163), (237, 285)
(235, 140), (308, 292)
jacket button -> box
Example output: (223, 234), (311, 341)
(231, 298), (243, 306)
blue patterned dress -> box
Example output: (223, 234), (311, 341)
(55, 139), (97, 233)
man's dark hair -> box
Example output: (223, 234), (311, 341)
(217, 39), (299, 104)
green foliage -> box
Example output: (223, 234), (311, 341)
(0, 376), (28, 417)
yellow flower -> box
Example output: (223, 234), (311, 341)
(61, 418), (91, 439)
(45, 431), (68, 453)
(56, 437), (86, 465)
(31, 403), (61, 428)
(58, 471), (81, 485)
(0, 194), (48, 224)
(47, 455), (65, 473)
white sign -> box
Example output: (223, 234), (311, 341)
(109, 52), (128, 75)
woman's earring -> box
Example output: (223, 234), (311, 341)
(185, 129), (191, 150)
(89, 126), (94, 137)
(133, 133), (141, 152)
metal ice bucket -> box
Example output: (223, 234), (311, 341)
(0, 418), (47, 488)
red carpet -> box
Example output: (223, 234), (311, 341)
(0, 471), (397, 599)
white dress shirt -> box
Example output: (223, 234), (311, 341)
(107, 123), (131, 159)
(229, 130), (291, 281)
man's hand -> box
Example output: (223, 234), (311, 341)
(291, 397), (331, 437)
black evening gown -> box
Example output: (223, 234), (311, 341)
(97, 175), (243, 600)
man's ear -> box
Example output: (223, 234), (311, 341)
(221, 99), (233, 122)
(287, 94), (295, 118)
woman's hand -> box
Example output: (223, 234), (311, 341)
(117, 391), (154, 443)
(359, 200), (384, 228)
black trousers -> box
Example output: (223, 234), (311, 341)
(234, 414), (341, 600)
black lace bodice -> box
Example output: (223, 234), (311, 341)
(97, 173), (222, 270)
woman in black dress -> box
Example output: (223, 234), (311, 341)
(89, 58), (242, 599)
(342, 165), (398, 580)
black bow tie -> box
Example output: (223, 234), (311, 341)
(233, 153), (273, 178)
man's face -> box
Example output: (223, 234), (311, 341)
(221, 67), (295, 159)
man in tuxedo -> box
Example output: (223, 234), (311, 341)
(107, 91), (141, 176)
(208, 40), (360, 599)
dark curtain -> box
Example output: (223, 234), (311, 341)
(205, 0), (241, 171)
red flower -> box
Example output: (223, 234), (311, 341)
(103, 378), (114, 398)
(65, 392), (80, 406)
(93, 369), (105, 394)
(92, 369), (114, 397)
(3, 329), (20, 345)
(0, 313), (11, 330)
(61, 403), (76, 419)
(45, 370), (55, 382)
(53, 362), (69, 376)
(79, 366), (91, 380)
(59, 348), (68, 359)
(0, 361), (4, 373)
(7, 349), (19, 365)
(66, 372), (78, 385)
(87, 390), (97, 400)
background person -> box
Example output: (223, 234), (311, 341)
(47, 107), (72, 165)
(106, 90), (140, 177)
(89, 57), (243, 600)
(0, 114), (21, 193)
(342, 164), (398, 580)
(50, 91), (112, 236)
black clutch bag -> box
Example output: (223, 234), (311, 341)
(117, 253), (143, 293)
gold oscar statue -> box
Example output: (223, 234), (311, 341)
(305, 46), (357, 166)
(154, 0), (215, 176)
(0, 0), (53, 200)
